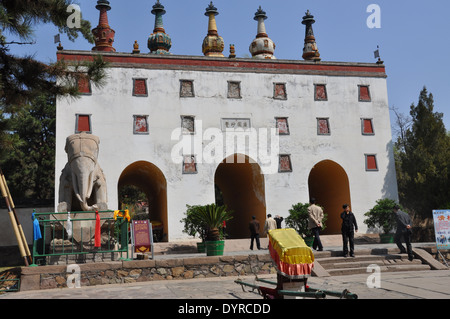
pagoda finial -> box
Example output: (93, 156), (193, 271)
(92, 0), (116, 52)
(148, 0), (172, 54)
(249, 6), (276, 59)
(301, 10), (320, 61)
(202, 2), (224, 57)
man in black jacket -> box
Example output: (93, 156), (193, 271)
(393, 205), (413, 261)
(341, 204), (358, 257)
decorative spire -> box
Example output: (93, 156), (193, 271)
(92, 0), (116, 52)
(132, 40), (140, 54)
(148, 0), (172, 54)
(229, 44), (236, 59)
(249, 6), (276, 59)
(202, 2), (224, 57)
(301, 10), (320, 61)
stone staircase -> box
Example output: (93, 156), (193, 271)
(312, 247), (437, 277)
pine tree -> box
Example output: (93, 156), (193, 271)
(0, 0), (108, 202)
(0, 0), (107, 113)
(1, 94), (56, 201)
(396, 87), (450, 218)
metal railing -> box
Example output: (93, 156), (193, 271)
(0, 270), (20, 293)
(31, 210), (130, 266)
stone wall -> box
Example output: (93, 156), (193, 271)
(20, 254), (277, 291)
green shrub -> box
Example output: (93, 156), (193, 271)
(364, 198), (401, 234)
(180, 204), (233, 241)
(180, 205), (206, 240)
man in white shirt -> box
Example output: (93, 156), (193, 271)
(264, 214), (277, 235)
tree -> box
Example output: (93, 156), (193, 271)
(0, 0), (107, 114)
(0, 0), (108, 202)
(395, 87), (450, 219)
(0, 94), (55, 201)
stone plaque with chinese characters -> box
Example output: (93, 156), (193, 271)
(221, 118), (251, 131)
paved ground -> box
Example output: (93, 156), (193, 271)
(1, 235), (449, 304)
(1, 270), (449, 300)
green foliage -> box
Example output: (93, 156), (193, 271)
(0, 0), (107, 113)
(181, 204), (233, 241)
(180, 205), (207, 240)
(0, 94), (55, 201)
(285, 203), (327, 238)
(0, 0), (94, 44)
(0, 1), (109, 202)
(394, 87), (450, 218)
(363, 198), (400, 234)
(118, 185), (148, 219)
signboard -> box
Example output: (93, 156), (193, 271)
(432, 210), (450, 250)
(131, 220), (153, 259)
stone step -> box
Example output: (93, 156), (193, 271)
(313, 247), (405, 258)
(313, 250), (432, 276)
(324, 259), (385, 270)
(321, 256), (421, 269)
(310, 246), (442, 277)
(327, 263), (431, 276)
(317, 254), (390, 265)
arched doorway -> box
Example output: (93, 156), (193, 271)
(308, 160), (351, 235)
(214, 154), (266, 239)
(117, 161), (168, 241)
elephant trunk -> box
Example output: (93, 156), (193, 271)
(72, 158), (97, 211)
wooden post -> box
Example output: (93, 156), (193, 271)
(0, 168), (31, 266)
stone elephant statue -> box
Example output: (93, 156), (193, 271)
(57, 132), (108, 213)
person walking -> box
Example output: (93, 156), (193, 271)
(264, 214), (277, 235)
(340, 204), (358, 257)
(249, 216), (261, 250)
(393, 205), (413, 261)
(308, 198), (324, 251)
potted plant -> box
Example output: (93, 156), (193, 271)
(285, 202), (327, 247)
(363, 198), (399, 243)
(180, 205), (207, 252)
(193, 203), (233, 256)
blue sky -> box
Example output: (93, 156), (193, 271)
(8, 0), (450, 133)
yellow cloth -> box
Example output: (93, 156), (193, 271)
(269, 228), (314, 265)
(114, 209), (131, 222)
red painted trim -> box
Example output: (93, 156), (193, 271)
(57, 51), (386, 76)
